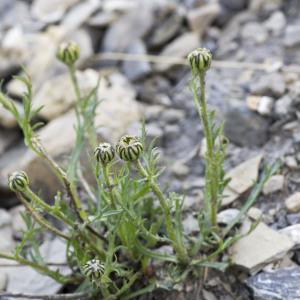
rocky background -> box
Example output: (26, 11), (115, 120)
(1, 0), (300, 299)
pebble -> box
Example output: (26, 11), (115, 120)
(241, 22), (267, 44)
(247, 207), (263, 221)
(262, 175), (284, 195)
(171, 162), (190, 178)
(264, 11), (286, 35)
(10, 205), (26, 239)
(161, 109), (185, 124)
(0, 209), (12, 228)
(284, 25), (300, 47)
(0, 272), (7, 291)
(144, 105), (164, 121)
(275, 95), (293, 116)
(287, 213), (300, 225)
(182, 214), (199, 235)
(285, 192), (300, 213)
(280, 224), (300, 247)
(257, 96), (274, 116)
(164, 124), (180, 139)
(217, 208), (240, 225)
(230, 221), (295, 274)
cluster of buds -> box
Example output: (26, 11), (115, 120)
(83, 259), (105, 286)
(94, 135), (144, 164)
(187, 47), (212, 74)
(56, 41), (80, 66)
(8, 171), (29, 192)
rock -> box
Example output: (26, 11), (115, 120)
(6, 238), (69, 295)
(164, 124), (180, 139)
(284, 25), (300, 47)
(224, 105), (269, 147)
(247, 207), (263, 221)
(161, 109), (185, 124)
(246, 95), (260, 111)
(102, 2), (154, 53)
(287, 213), (300, 225)
(156, 32), (199, 72)
(0, 272), (7, 291)
(275, 95), (293, 116)
(0, 209), (14, 254)
(264, 11), (286, 36)
(10, 205), (26, 239)
(87, 10), (118, 27)
(31, 0), (80, 23)
(230, 222), (295, 274)
(187, 3), (221, 33)
(217, 208), (240, 225)
(144, 123), (164, 143)
(148, 13), (183, 48)
(262, 175), (284, 195)
(0, 129), (20, 155)
(280, 224), (300, 247)
(285, 193), (300, 213)
(222, 155), (263, 206)
(144, 105), (164, 121)
(182, 215), (199, 234)
(241, 22), (268, 44)
(0, 209), (11, 228)
(247, 267), (300, 300)
(250, 73), (286, 97)
(122, 39), (151, 81)
(171, 162), (190, 178)
(285, 156), (298, 169)
(257, 96), (274, 116)
(250, 0), (282, 13)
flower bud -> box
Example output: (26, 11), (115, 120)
(187, 48), (212, 73)
(83, 259), (105, 285)
(8, 171), (29, 192)
(94, 143), (115, 165)
(56, 41), (80, 65)
(116, 135), (143, 161)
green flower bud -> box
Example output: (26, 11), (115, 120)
(83, 259), (105, 285)
(94, 143), (115, 165)
(56, 41), (80, 65)
(187, 48), (212, 73)
(116, 135), (143, 161)
(8, 171), (29, 192)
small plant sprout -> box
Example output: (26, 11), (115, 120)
(0, 42), (280, 299)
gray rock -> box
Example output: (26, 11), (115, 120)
(250, 73), (286, 97)
(285, 192), (300, 213)
(275, 95), (293, 116)
(230, 222), (295, 274)
(284, 25), (300, 47)
(122, 39), (151, 81)
(161, 109), (185, 124)
(224, 106), (269, 147)
(264, 11), (286, 35)
(182, 215), (199, 234)
(247, 267), (300, 300)
(0, 209), (11, 228)
(148, 13), (183, 48)
(217, 208), (240, 225)
(0, 129), (20, 155)
(287, 213), (300, 226)
(0, 272), (7, 291)
(164, 124), (180, 139)
(87, 10), (118, 27)
(10, 205), (26, 240)
(250, 0), (282, 13)
(171, 162), (190, 178)
(241, 22), (268, 44)
(187, 3), (221, 33)
(262, 175), (284, 195)
(102, 2), (154, 53)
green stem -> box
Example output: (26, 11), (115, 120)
(102, 164), (117, 209)
(135, 160), (189, 264)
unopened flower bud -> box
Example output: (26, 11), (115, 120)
(83, 259), (105, 285)
(8, 171), (29, 192)
(187, 48), (212, 73)
(94, 143), (115, 165)
(116, 135), (143, 161)
(56, 41), (80, 66)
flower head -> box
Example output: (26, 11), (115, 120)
(116, 135), (143, 161)
(56, 41), (80, 66)
(8, 171), (29, 192)
(83, 259), (105, 285)
(187, 48), (212, 73)
(94, 143), (115, 165)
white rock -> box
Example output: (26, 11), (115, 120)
(182, 215), (199, 235)
(10, 205), (26, 239)
(0, 101), (23, 129)
(247, 207), (263, 221)
(0, 272), (7, 291)
(280, 224), (300, 247)
(217, 209), (240, 225)
(264, 11), (286, 35)
(284, 25), (300, 47)
(275, 95), (293, 116)
(230, 222), (295, 274)
(31, 0), (80, 23)
(246, 95), (260, 111)
(241, 22), (267, 44)
(187, 3), (220, 33)
(0, 209), (12, 228)
(285, 156), (298, 169)
(262, 175), (284, 195)
(257, 96), (274, 116)
(285, 192), (300, 213)
(222, 155), (263, 206)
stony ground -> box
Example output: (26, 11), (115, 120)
(1, 0), (300, 299)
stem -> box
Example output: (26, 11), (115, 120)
(135, 160), (189, 264)
(16, 193), (70, 240)
(102, 163), (117, 209)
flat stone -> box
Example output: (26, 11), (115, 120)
(156, 32), (199, 72)
(217, 208), (240, 225)
(262, 175), (284, 195)
(280, 224), (300, 247)
(285, 192), (300, 213)
(247, 267), (300, 300)
(284, 25), (300, 47)
(187, 3), (221, 33)
(247, 207), (263, 221)
(222, 155), (263, 206)
(122, 39), (151, 81)
(230, 222), (295, 274)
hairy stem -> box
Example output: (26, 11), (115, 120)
(102, 164), (117, 209)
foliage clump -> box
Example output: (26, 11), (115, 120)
(0, 43), (279, 299)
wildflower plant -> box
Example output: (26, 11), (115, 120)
(0, 44), (280, 299)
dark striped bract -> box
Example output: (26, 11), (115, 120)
(94, 143), (115, 165)
(116, 135), (143, 161)
(8, 171), (29, 192)
(187, 48), (212, 73)
(56, 41), (80, 66)
(83, 259), (105, 285)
